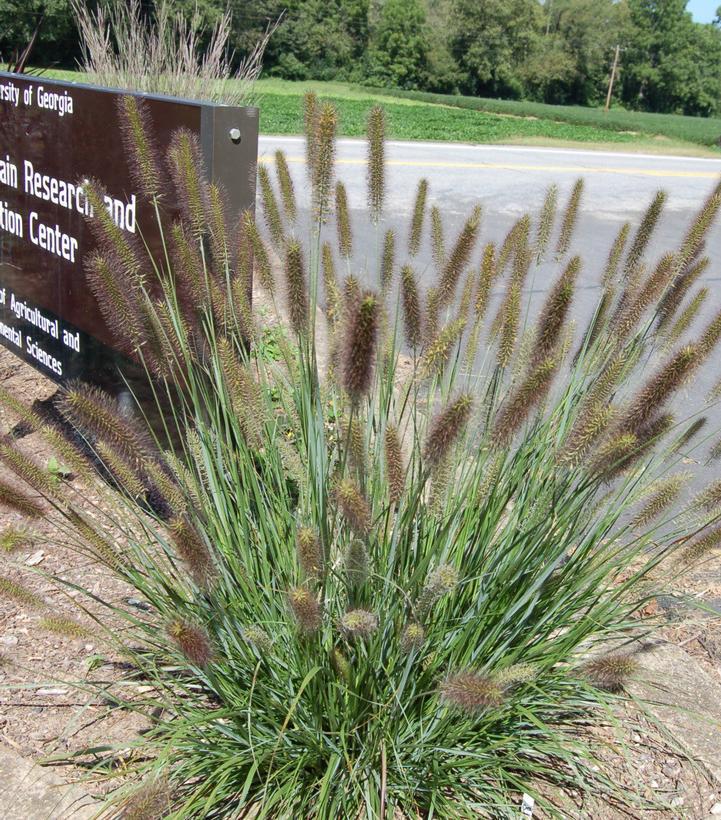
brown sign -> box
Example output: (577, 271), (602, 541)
(0, 72), (258, 385)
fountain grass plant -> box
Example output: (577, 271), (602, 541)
(1, 92), (721, 818)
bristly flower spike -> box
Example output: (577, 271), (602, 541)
(556, 178), (584, 255)
(380, 229), (395, 293)
(623, 190), (667, 277)
(288, 587), (322, 634)
(303, 90), (319, 180)
(408, 178), (428, 256)
(400, 265), (422, 349)
(313, 103), (337, 220)
(284, 240), (309, 336)
(602, 222), (631, 286)
(430, 205), (445, 270)
(118, 95), (162, 201)
(168, 619), (214, 668)
(340, 609), (378, 640)
(258, 162), (284, 247)
(424, 394), (473, 468)
(274, 150), (297, 222)
(535, 183), (557, 261)
(334, 478), (371, 535)
(581, 653), (638, 692)
(384, 424), (405, 504)
(297, 526), (323, 578)
(341, 291), (379, 403)
(335, 181), (353, 259)
(439, 671), (503, 713)
(367, 105), (386, 223)
(438, 205), (482, 307)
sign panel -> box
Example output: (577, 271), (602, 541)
(0, 72), (258, 386)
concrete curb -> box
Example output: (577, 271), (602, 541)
(0, 745), (98, 819)
(629, 642), (721, 785)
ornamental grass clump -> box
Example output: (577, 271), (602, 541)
(2, 92), (721, 817)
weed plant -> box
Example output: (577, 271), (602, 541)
(1, 92), (721, 818)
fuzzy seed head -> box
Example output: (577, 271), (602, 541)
(430, 205), (445, 270)
(556, 178), (584, 255)
(241, 625), (273, 653)
(341, 292), (379, 403)
(0, 527), (34, 553)
(0, 479), (43, 518)
(322, 242), (341, 324)
(531, 255), (580, 367)
(121, 778), (171, 820)
(667, 287), (708, 345)
(167, 619), (214, 667)
(619, 345), (700, 435)
(0, 576), (44, 608)
(492, 663), (538, 689)
(118, 95), (162, 202)
(288, 586), (322, 634)
(438, 205), (482, 308)
(367, 106), (386, 221)
(425, 564), (459, 597)
(39, 617), (89, 639)
(380, 229), (395, 293)
(400, 622), (425, 653)
(335, 181), (353, 258)
(258, 162), (284, 247)
(303, 90), (319, 178)
(345, 538), (370, 585)
(335, 479), (372, 536)
(581, 653), (638, 693)
(603, 222), (630, 286)
(167, 129), (207, 236)
(170, 516), (215, 589)
(624, 190), (666, 276)
(331, 647), (352, 682)
(491, 356), (557, 448)
(384, 424), (405, 505)
(695, 479), (721, 513)
(274, 150), (297, 222)
(424, 394), (473, 468)
(679, 525), (721, 564)
(535, 184), (557, 261)
(420, 318), (466, 377)
(340, 608), (378, 639)
(475, 243), (497, 322)
(440, 671), (504, 713)
(313, 103), (337, 218)
(284, 240), (309, 337)
(297, 526), (323, 578)
(400, 265), (423, 349)
(631, 473), (689, 529)
(408, 178), (428, 256)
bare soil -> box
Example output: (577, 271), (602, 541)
(1, 346), (720, 817)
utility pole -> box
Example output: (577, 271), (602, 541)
(604, 44), (621, 113)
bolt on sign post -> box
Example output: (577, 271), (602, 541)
(0, 71), (258, 390)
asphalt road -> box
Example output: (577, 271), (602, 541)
(258, 135), (721, 430)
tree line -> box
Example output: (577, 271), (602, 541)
(3, 0), (721, 116)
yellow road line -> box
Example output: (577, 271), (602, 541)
(260, 154), (719, 180)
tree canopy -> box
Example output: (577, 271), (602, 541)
(2, 0), (720, 116)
